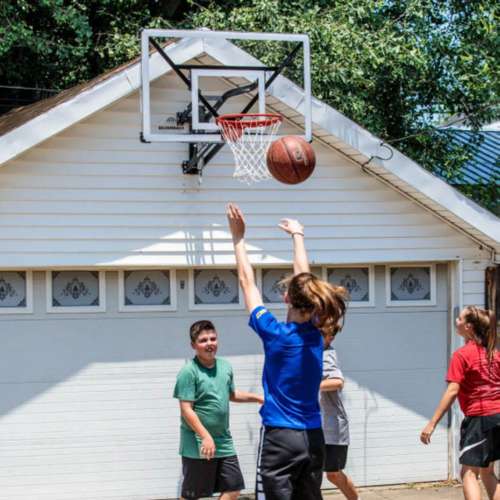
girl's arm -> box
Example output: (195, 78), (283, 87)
(420, 382), (460, 444)
(320, 378), (344, 392)
(278, 218), (310, 275)
(179, 400), (216, 459)
(230, 390), (264, 404)
(226, 203), (263, 313)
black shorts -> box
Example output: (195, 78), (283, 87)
(459, 413), (500, 468)
(181, 455), (245, 499)
(256, 426), (325, 500)
(324, 444), (348, 472)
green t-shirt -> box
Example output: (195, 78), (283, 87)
(173, 357), (236, 458)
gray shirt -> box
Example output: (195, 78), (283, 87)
(320, 345), (350, 445)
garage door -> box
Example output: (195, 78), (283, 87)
(0, 265), (449, 499)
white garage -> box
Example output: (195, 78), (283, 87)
(0, 35), (498, 500)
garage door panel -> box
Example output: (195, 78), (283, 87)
(0, 266), (450, 497)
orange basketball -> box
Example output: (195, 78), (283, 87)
(266, 136), (316, 184)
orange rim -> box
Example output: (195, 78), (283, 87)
(216, 113), (282, 129)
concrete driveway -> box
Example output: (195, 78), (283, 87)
(238, 480), (490, 499)
(323, 482), (470, 499)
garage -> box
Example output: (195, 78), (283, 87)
(0, 36), (497, 499)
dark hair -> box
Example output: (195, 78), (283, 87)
(189, 320), (216, 343)
(463, 306), (497, 362)
(285, 272), (347, 336)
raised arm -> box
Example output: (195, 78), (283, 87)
(278, 218), (310, 275)
(226, 203), (263, 313)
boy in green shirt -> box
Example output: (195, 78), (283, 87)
(174, 320), (264, 500)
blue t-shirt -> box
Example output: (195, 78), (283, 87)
(249, 305), (323, 429)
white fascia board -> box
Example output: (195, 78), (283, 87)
(0, 38), (203, 166)
(374, 147), (500, 242)
(203, 39), (500, 246)
(310, 104), (499, 247)
(320, 102), (500, 244)
(0, 73), (135, 166)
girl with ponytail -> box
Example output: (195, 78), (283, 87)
(227, 203), (346, 500)
(420, 306), (499, 500)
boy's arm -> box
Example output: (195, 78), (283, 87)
(320, 378), (344, 392)
(179, 400), (216, 460)
(230, 390), (264, 404)
(227, 203), (263, 312)
(420, 382), (460, 444)
(278, 219), (310, 275)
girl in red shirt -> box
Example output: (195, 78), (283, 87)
(420, 306), (499, 500)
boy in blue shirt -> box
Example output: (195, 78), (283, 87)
(227, 203), (347, 500)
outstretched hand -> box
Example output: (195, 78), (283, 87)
(226, 203), (246, 241)
(278, 218), (304, 236)
(420, 422), (435, 445)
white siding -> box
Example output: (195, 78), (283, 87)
(0, 73), (490, 269)
(0, 271), (262, 500)
(462, 259), (489, 307)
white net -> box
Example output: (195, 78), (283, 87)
(216, 114), (282, 184)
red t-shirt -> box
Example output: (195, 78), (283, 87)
(446, 341), (500, 416)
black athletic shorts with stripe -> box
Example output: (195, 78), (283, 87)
(256, 426), (325, 500)
(459, 413), (500, 468)
(181, 455), (245, 499)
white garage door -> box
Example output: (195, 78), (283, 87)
(0, 265), (449, 499)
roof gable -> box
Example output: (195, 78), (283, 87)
(0, 36), (498, 252)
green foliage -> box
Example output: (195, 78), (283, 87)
(0, 0), (174, 89)
(1, 0), (92, 87)
(184, 0), (499, 213)
(0, 0), (498, 212)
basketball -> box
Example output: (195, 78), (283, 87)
(266, 136), (316, 184)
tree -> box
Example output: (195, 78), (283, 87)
(1, 0), (498, 212)
(184, 0), (499, 212)
(0, 0), (191, 91)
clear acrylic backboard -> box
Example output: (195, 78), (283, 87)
(140, 29), (312, 144)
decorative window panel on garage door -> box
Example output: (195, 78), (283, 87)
(0, 271), (32, 313)
(189, 269), (243, 309)
(260, 268), (293, 308)
(325, 266), (374, 307)
(386, 264), (436, 306)
(47, 271), (105, 312)
(119, 270), (176, 311)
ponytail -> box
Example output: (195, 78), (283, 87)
(285, 272), (347, 336)
(463, 306), (498, 362)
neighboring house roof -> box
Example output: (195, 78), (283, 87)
(0, 36), (498, 255)
(446, 130), (499, 185)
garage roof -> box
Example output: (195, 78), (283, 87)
(0, 36), (498, 255)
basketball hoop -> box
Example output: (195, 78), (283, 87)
(216, 113), (283, 183)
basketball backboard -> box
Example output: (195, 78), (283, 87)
(140, 29), (312, 145)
